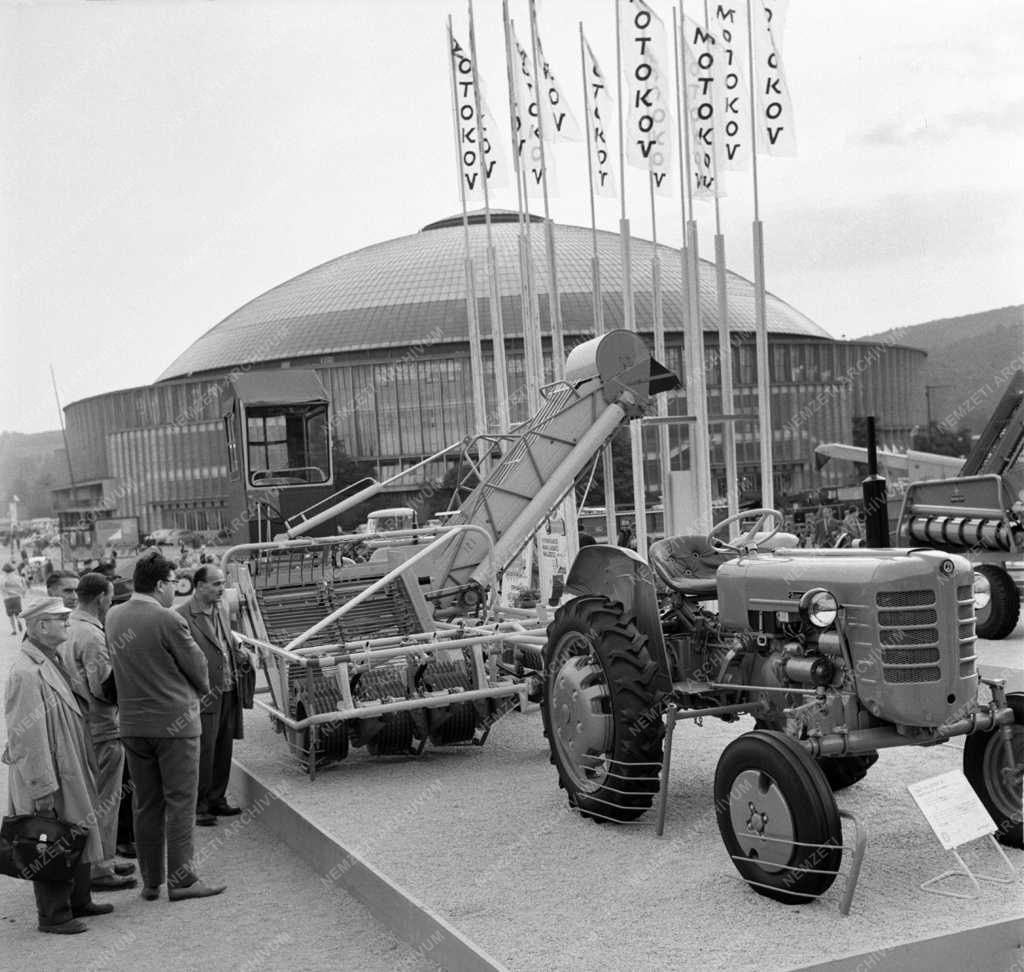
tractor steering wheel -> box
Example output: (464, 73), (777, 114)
(707, 508), (785, 553)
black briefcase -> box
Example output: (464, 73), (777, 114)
(0, 813), (87, 883)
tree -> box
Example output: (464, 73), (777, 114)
(574, 428), (635, 508)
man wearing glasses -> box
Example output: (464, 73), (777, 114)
(3, 595), (109, 933)
(105, 550), (226, 903)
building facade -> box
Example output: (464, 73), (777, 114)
(58, 213), (926, 534)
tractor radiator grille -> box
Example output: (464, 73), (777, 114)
(876, 589), (940, 684)
(956, 586), (978, 678)
(884, 666), (942, 683)
(876, 590), (936, 608)
(877, 607), (937, 626)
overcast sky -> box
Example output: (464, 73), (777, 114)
(2, 0), (1022, 435)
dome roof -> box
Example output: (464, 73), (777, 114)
(159, 212), (830, 381)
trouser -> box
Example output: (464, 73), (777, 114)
(122, 735), (200, 890)
(90, 737), (125, 878)
(117, 761), (134, 845)
(197, 689), (238, 813)
(34, 860), (92, 928)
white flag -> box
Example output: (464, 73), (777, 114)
(511, 23), (554, 191)
(535, 33), (583, 142)
(752, 1), (796, 156)
(681, 15), (723, 199)
(583, 36), (617, 198)
(451, 32), (509, 202)
(710, 3), (751, 171)
(618, 0), (674, 196)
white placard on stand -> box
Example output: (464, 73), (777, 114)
(907, 770), (1017, 899)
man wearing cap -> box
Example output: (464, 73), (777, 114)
(59, 572), (136, 892)
(105, 550), (226, 902)
(2, 595), (110, 934)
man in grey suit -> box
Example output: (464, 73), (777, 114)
(177, 565), (251, 827)
(106, 551), (226, 902)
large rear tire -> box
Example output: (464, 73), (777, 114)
(541, 595), (665, 822)
(973, 565), (1020, 640)
(715, 730), (843, 905)
(963, 693), (1024, 848)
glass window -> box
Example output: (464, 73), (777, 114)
(245, 404), (331, 487)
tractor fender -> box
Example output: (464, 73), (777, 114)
(565, 545), (673, 695)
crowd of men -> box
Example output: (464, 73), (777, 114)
(2, 550), (254, 934)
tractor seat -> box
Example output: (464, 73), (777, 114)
(648, 535), (734, 598)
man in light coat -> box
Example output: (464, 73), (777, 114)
(3, 596), (109, 934)
(59, 571), (136, 891)
(106, 550), (226, 902)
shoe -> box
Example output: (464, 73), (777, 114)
(72, 902), (115, 917)
(141, 886), (160, 901)
(116, 842), (136, 859)
(39, 918), (88, 934)
(168, 880), (226, 902)
(91, 874), (138, 891)
(195, 812), (217, 827)
(209, 802), (242, 816)
(114, 861), (135, 876)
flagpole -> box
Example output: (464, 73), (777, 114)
(648, 171), (672, 540)
(617, 0), (650, 554)
(447, 16), (489, 461)
(705, 0), (739, 521)
(468, 0), (511, 437)
(528, 0), (578, 560)
(676, 4), (713, 534)
(581, 26), (617, 545)
(746, 0), (775, 512)
(502, 2), (542, 417)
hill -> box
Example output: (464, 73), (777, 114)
(868, 305), (1024, 436)
(0, 430), (66, 518)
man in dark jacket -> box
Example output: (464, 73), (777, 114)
(177, 565), (253, 826)
(105, 551), (225, 902)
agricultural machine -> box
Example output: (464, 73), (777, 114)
(896, 370), (1024, 639)
(218, 330), (677, 775)
(541, 508), (1024, 903)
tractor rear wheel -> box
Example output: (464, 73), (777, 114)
(715, 730), (843, 905)
(963, 693), (1024, 848)
(973, 565), (1020, 640)
(541, 595), (664, 822)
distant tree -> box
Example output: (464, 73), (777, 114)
(574, 428), (634, 508)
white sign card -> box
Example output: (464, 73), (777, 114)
(907, 770), (996, 851)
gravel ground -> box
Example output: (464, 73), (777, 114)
(0, 629), (437, 972)
(235, 629), (1024, 972)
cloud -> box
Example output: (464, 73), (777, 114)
(855, 96), (1024, 147)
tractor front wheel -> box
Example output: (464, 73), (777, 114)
(964, 693), (1024, 848)
(715, 730), (843, 905)
(973, 565), (1021, 640)
(541, 595), (665, 822)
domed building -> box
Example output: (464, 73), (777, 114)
(59, 212), (925, 535)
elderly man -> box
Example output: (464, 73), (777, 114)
(3, 596), (110, 934)
(177, 565), (252, 826)
(59, 572), (136, 891)
(106, 550), (226, 902)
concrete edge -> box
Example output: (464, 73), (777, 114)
(790, 915), (1024, 972)
(229, 759), (509, 972)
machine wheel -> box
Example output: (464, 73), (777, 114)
(963, 693), (1024, 848)
(973, 566), (1021, 640)
(541, 595), (664, 823)
(715, 730), (843, 905)
(289, 700), (349, 768)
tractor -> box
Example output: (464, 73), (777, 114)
(541, 508), (1023, 904)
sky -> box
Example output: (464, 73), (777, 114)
(2, 0), (1022, 435)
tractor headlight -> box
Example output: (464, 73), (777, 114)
(800, 588), (839, 629)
